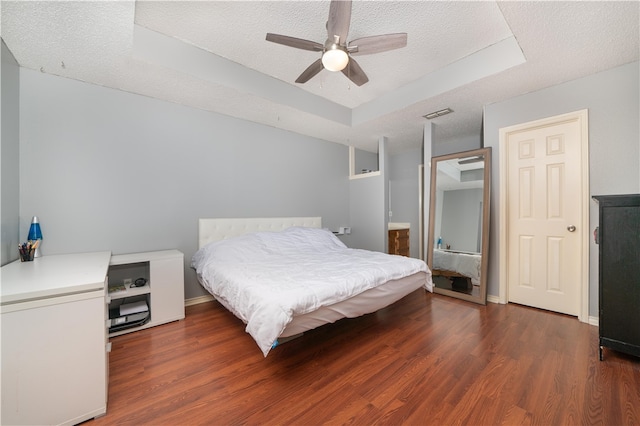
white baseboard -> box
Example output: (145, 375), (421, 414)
(184, 294), (214, 307)
(487, 294), (501, 304)
(487, 296), (599, 326)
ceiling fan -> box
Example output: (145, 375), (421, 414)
(265, 0), (407, 86)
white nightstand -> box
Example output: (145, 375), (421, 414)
(107, 249), (185, 336)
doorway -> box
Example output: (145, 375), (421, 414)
(498, 110), (589, 321)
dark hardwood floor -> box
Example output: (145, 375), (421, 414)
(92, 290), (640, 425)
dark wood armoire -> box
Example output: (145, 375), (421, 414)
(593, 194), (640, 360)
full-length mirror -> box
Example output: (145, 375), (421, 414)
(427, 147), (491, 304)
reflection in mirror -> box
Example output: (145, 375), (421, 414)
(427, 147), (491, 304)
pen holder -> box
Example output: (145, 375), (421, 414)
(19, 248), (35, 262)
(19, 241), (38, 262)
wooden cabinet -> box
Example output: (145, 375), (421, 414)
(1, 252), (111, 425)
(593, 194), (640, 360)
(388, 227), (410, 257)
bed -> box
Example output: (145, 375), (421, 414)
(192, 217), (433, 356)
(432, 249), (481, 286)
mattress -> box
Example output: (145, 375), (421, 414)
(192, 225), (432, 355)
(279, 271), (428, 338)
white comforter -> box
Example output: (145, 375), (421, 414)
(192, 227), (431, 356)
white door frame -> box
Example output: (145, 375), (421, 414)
(419, 164), (424, 261)
(498, 109), (590, 322)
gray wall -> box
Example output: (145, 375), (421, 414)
(17, 68), (350, 299)
(433, 133), (482, 157)
(423, 123), (434, 261)
(484, 61), (640, 317)
(388, 126), (477, 262)
(348, 138), (387, 252)
(1, 40), (20, 266)
(354, 148), (378, 173)
(388, 147), (422, 258)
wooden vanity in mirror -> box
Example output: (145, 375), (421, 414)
(427, 147), (491, 304)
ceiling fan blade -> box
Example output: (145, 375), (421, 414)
(295, 58), (324, 84)
(327, 0), (352, 43)
(266, 33), (323, 51)
(349, 33), (408, 56)
(341, 57), (368, 86)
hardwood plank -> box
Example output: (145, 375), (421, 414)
(89, 291), (640, 425)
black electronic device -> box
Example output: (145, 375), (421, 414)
(109, 311), (150, 333)
(131, 277), (147, 288)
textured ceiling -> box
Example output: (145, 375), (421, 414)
(1, 1), (638, 154)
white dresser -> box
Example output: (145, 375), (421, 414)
(1, 252), (111, 426)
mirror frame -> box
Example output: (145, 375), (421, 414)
(427, 147), (491, 304)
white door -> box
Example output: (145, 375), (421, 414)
(499, 110), (589, 317)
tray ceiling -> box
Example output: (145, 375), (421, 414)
(1, 1), (638, 154)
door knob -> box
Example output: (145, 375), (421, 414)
(567, 225), (576, 232)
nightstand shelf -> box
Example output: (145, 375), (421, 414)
(108, 282), (150, 300)
(108, 250), (185, 337)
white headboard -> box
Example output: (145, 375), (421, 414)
(198, 217), (322, 248)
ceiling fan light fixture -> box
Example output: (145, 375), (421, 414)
(322, 45), (349, 72)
